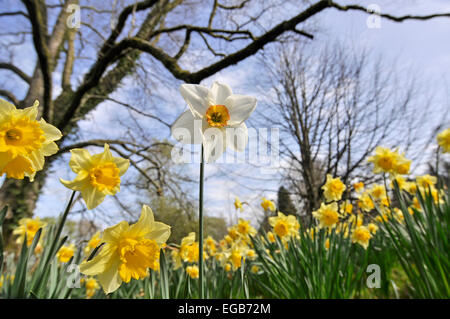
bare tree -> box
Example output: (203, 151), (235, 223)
(257, 42), (433, 221)
(0, 0), (448, 237)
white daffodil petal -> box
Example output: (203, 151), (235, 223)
(225, 94), (257, 126)
(202, 126), (226, 163)
(179, 84), (210, 117)
(208, 82), (233, 105)
(226, 122), (248, 152)
(171, 110), (203, 144)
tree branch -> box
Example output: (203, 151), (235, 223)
(0, 90), (20, 105)
(21, 0), (52, 121)
(330, 1), (450, 22)
(0, 62), (31, 84)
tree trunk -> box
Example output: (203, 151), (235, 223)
(0, 169), (48, 245)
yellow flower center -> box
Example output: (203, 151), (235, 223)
(274, 220), (289, 237)
(377, 155), (395, 171)
(322, 209), (339, 227)
(354, 228), (371, 242)
(26, 220), (40, 234)
(205, 105), (230, 128)
(330, 180), (344, 194)
(89, 162), (120, 191)
(0, 118), (45, 156)
(118, 237), (159, 283)
(6, 128), (22, 142)
(229, 228), (239, 240)
(237, 222), (250, 235)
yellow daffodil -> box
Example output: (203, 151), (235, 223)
(267, 231), (276, 243)
(186, 265), (199, 279)
(268, 212), (299, 238)
(12, 217), (46, 247)
(351, 225), (371, 249)
(357, 193), (374, 212)
(353, 181), (364, 193)
(393, 152), (411, 175)
(84, 277), (100, 299)
(236, 218), (256, 237)
(60, 144), (130, 210)
(261, 197), (276, 212)
(84, 231), (102, 256)
(324, 238), (330, 250)
(229, 247), (244, 270)
(437, 128), (450, 153)
(205, 236), (217, 256)
(322, 174), (346, 202)
(234, 197), (244, 212)
(34, 243), (44, 255)
(367, 146), (398, 174)
(57, 244), (76, 263)
(79, 205), (170, 294)
(416, 174), (437, 188)
(340, 200), (353, 215)
(370, 184), (387, 201)
(171, 82), (257, 162)
(251, 265), (260, 274)
(393, 208), (405, 223)
(0, 99), (62, 180)
(179, 232), (199, 264)
(312, 202), (340, 229)
(368, 223), (378, 234)
(390, 175), (406, 190)
(404, 181), (418, 195)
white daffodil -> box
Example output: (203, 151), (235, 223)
(171, 81), (257, 162)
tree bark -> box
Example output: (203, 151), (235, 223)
(0, 171), (47, 244)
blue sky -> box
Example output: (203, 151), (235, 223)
(1, 0), (449, 230)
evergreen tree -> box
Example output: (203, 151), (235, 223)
(277, 186), (297, 216)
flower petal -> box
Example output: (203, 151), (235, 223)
(179, 84), (210, 117)
(20, 103), (38, 121)
(79, 245), (114, 276)
(102, 221), (129, 243)
(0, 98), (15, 120)
(41, 142), (59, 157)
(171, 110), (203, 144)
(81, 186), (106, 210)
(99, 144), (114, 162)
(202, 126), (226, 163)
(226, 122), (248, 152)
(59, 171), (90, 191)
(146, 222), (171, 246)
(225, 94), (257, 126)
(39, 119), (63, 142)
(69, 148), (92, 173)
(128, 205), (155, 238)
(95, 257), (122, 294)
(114, 157), (130, 176)
(208, 82), (232, 105)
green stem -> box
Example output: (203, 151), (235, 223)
(199, 145), (205, 298)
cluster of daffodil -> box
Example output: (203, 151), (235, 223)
(1, 93), (449, 299)
(0, 98), (173, 297)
